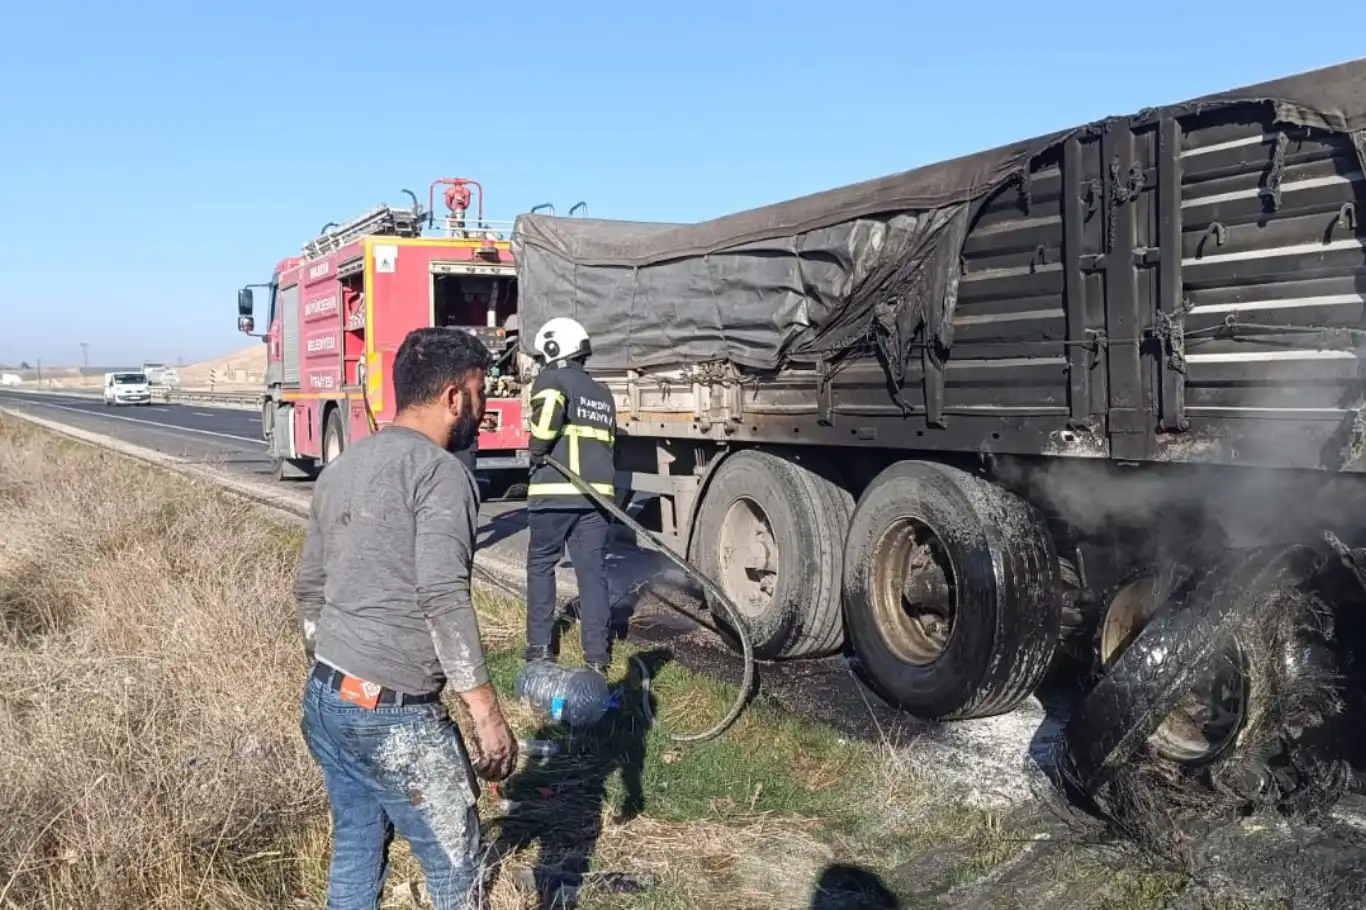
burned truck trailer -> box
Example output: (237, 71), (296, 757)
(515, 60), (1366, 796)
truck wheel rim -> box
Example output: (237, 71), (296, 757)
(325, 431), (341, 463)
(870, 517), (957, 666)
(1101, 577), (1247, 764)
(717, 497), (778, 620)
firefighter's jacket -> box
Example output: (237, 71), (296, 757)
(526, 360), (617, 511)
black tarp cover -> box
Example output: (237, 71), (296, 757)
(514, 59), (1366, 374)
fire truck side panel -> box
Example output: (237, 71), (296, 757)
(361, 236), (529, 459)
(278, 282), (301, 386)
(346, 398), (369, 448)
(301, 256), (344, 397)
(360, 236), (434, 425)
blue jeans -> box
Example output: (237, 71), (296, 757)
(300, 673), (484, 909)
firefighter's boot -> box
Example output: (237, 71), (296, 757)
(524, 645), (557, 665)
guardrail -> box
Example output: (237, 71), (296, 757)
(8, 386), (263, 412)
(157, 388), (262, 410)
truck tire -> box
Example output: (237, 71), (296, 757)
(841, 461), (1062, 720)
(1063, 545), (1323, 796)
(691, 449), (854, 660)
(322, 408), (346, 468)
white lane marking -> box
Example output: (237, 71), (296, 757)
(193, 411), (214, 417)
(150, 407), (170, 412)
(31, 401), (267, 446)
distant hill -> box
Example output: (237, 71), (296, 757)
(19, 346), (268, 390)
(177, 344), (267, 389)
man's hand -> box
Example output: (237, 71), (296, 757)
(457, 681), (517, 780)
(471, 710), (518, 781)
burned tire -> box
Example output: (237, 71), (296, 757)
(1064, 545), (1328, 796)
(1090, 567), (1249, 770)
(841, 461), (1062, 720)
(692, 449), (854, 660)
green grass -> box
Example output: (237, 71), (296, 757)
(480, 634), (999, 908)
(485, 644), (867, 823)
(1095, 873), (1190, 910)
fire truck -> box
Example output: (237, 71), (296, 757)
(235, 178), (533, 492)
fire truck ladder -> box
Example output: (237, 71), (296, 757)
(304, 204), (424, 259)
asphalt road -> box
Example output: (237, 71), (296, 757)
(0, 387), (276, 472)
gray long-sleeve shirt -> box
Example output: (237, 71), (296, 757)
(293, 426), (489, 695)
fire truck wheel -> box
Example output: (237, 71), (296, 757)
(692, 449), (854, 660)
(502, 481), (529, 501)
(322, 409), (346, 467)
(841, 461), (1062, 721)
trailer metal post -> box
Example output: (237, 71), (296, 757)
(1102, 120), (1152, 460)
(1063, 137), (1093, 426)
(1156, 117), (1189, 432)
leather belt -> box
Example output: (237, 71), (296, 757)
(311, 662), (441, 707)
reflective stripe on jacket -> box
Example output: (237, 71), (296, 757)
(526, 361), (617, 511)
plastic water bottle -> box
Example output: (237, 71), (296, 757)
(514, 663), (612, 727)
(518, 738), (561, 757)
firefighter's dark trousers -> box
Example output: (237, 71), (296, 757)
(526, 508), (612, 666)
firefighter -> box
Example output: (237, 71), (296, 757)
(524, 316), (618, 675)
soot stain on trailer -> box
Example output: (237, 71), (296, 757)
(1152, 428), (1228, 463)
(1042, 427), (1108, 459)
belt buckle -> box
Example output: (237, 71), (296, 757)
(338, 673), (383, 709)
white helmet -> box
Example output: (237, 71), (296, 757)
(532, 316), (592, 363)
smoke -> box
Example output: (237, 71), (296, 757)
(993, 455), (1366, 554)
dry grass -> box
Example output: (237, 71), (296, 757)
(0, 418), (328, 908)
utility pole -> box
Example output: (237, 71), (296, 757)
(79, 342), (89, 368)
(36, 359), (42, 387)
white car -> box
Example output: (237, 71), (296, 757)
(103, 371), (152, 406)
(0, 373), (21, 386)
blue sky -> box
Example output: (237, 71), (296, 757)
(1, 1), (1363, 367)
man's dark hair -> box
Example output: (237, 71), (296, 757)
(393, 327), (491, 413)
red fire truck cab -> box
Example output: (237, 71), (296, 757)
(235, 178), (532, 492)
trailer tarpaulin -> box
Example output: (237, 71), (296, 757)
(514, 59), (1366, 377)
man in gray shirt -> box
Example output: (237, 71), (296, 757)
(295, 326), (516, 910)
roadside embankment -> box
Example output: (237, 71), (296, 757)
(5, 414), (1360, 910)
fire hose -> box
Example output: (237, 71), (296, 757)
(540, 454), (756, 744)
